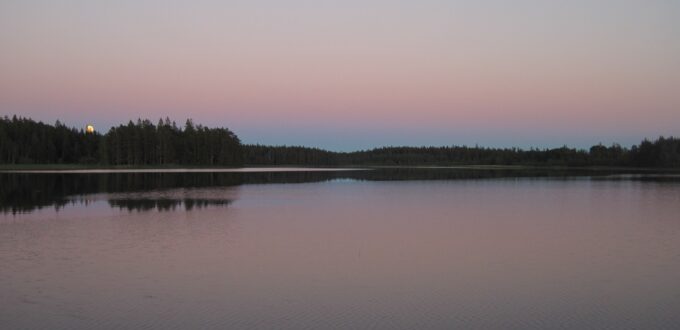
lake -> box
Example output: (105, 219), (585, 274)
(1, 168), (680, 329)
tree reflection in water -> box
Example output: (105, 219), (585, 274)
(1, 168), (674, 214)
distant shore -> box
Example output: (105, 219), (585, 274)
(2, 163), (678, 173)
(3, 116), (679, 169)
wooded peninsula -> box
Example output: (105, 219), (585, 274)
(1, 115), (678, 168)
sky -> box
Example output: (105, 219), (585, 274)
(1, 0), (679, 151)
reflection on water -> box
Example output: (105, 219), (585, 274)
(2, 167), (677, 214)
(1, 169), (680, 329)
(108, 198), (233, 212)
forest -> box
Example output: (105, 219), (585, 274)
(0, 116), (242, 166)
(1, 115), (679, 168)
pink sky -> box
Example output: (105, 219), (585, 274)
(1, 1), (679, 150)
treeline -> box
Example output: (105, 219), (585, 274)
(102, 118), (242, 166)
(244, 145), (339, 166)
(1, 115), (679, 168)
(0, 116), (242, 166)
(0, 116), (99, 164)
(244, 138), (680, 168)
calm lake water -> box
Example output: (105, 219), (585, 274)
(1, 168), (680, 329)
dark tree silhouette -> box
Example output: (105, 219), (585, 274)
(0, 115), (242, 166)
(243, 139), (679, 168)
(0, 115), (99, 164)
(1, 115), (678, 168)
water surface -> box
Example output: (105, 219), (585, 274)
(1, 169), (679, 329)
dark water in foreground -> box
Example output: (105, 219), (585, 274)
(1, 168), (680, 329)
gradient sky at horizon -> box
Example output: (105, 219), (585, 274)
(1, 0), (679, 151)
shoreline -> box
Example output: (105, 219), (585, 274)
(1, 164), (678, 173)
